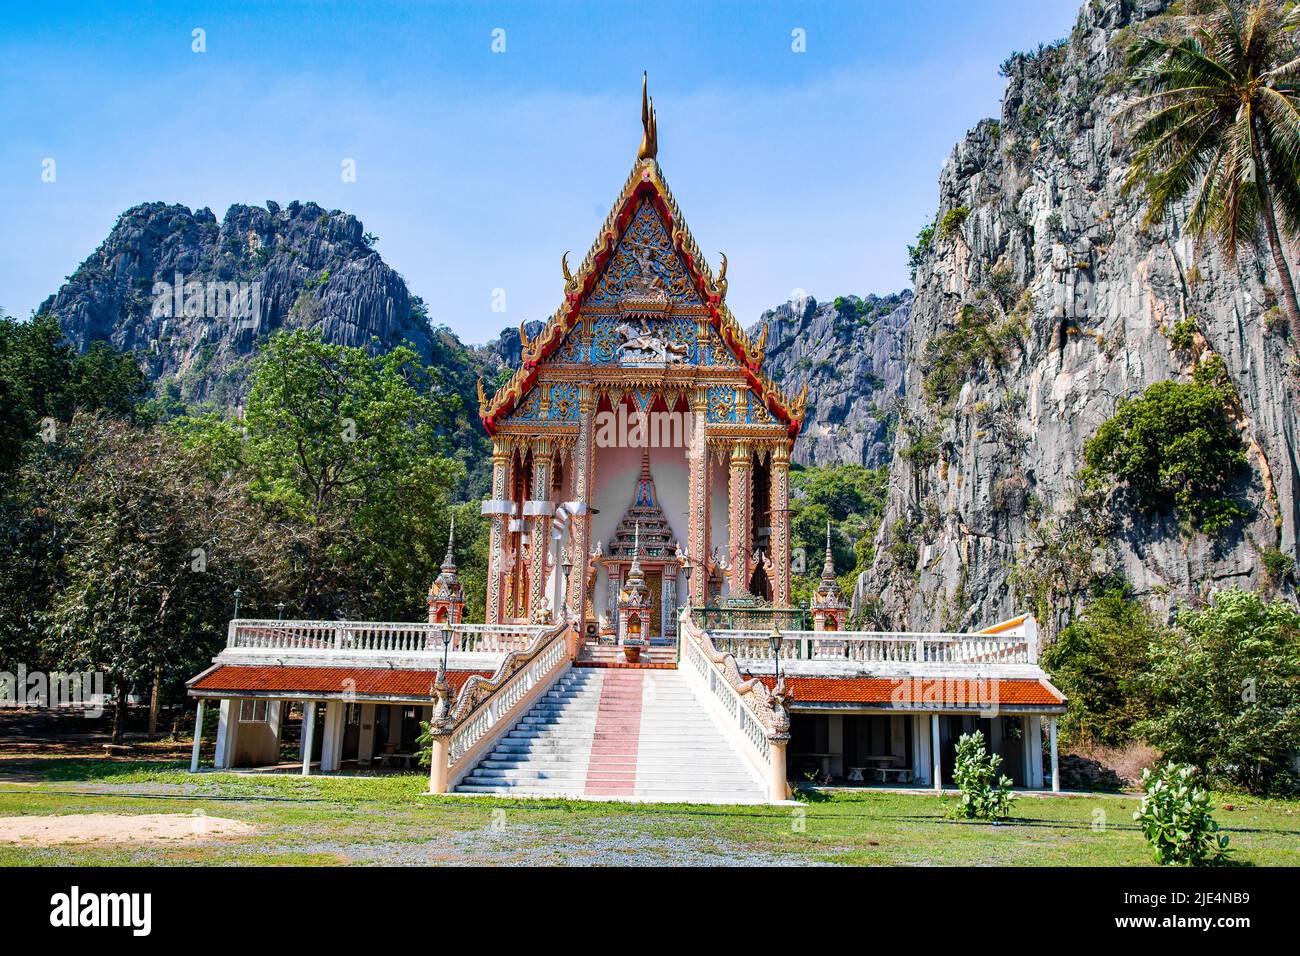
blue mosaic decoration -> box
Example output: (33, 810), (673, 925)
(747, 392), (776, 424)
(547, 384), (579, 422)
(704, 329), (740, 368)
(497, 382), (580, 427)
(554, 327), (584, 364)
(707, 385), (737, 424)
(586, 200), (701, 306)
(591, 317), (620, 365)
(513, 388), (542, 422)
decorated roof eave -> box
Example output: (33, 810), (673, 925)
(478, 156), (808, 439)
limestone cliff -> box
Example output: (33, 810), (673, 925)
(754, 293), (910, 468)
(42, 200), (500, 491)
(857, 0), (1299, 633)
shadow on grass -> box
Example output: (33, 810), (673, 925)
(40, 759), (186, 781)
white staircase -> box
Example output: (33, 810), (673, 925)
(454, 668), (767, 803)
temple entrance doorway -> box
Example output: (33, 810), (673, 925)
(646, 569), (662, 639)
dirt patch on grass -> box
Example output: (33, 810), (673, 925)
(0, 812), (254, 846)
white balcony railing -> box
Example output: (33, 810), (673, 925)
(709, 630), (1033, 666)
(225, 620), (545, 657)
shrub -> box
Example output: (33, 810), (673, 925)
(907, 223), (935, 282)
(1141, 587), (1300, 795)
(1133, 764), (1229, 866)
(951, 731), (1015, 821)
(1041, 590), (1162, 746)
(921, 303), (1026, 411)
(1083, 379), (1248, 534)
(1260, 548), (1295, 583)
(1167, 316), (1198, 352)
(898, 427), (941, 469)
(938, 206), (970, 242)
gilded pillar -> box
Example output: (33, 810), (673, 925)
(728, 440), (752, 595)
(686, 387), (711, 607)
(484, 439), (512, 625)
(527, 437), (553, 623)
(568, 386), (596, 623)
(770, 440), (792, 607)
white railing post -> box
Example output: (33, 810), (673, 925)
(189, 700), (205, 772)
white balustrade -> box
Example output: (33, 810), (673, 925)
(226, 620), (544, 657)
(709, 629), (1032, 665)
(681, 618), (772, 766)
(446, 625), (569, 765)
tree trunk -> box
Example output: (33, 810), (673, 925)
(1253, 131), (1300, 341)
(111, 682), (129, 744)
(148, 666), (160, 737)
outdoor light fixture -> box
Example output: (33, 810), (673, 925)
(276, 602), (286, 621)
(769, 625), (784, 683)
(233, 587), (242, 618)
(440, 624), (453, 674)
(562, 555), (573, 581)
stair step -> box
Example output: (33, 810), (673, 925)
(452, 668), (766, 802)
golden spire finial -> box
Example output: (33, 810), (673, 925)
(637, 71), (658, 161)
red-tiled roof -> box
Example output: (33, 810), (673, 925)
(189, 666), (492, 698)
(750, 675), (1064, 707)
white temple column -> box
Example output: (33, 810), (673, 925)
(1028, 715), (1044, 788)
(1049, 715), (1060, 793)
(214, 699), (236, 770)
(189, 700), (205, 772)
(300, 701), (317, 776)
(320, 701), (345, 772)
(931, 713), (942, 792)
(912, 714), (931, 785)
(357, 703), (376, 765)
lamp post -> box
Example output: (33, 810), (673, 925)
(276, 602), (286, 621)
(439, 623), (452, 677)
(768, 625), (784, 685)
(561, 554), (573, 621)
(679, 560), (693, 639)
(232, 587), (242, 619)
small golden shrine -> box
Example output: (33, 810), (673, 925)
(427, 518), (465, 625)
(810, 523), (850, 632)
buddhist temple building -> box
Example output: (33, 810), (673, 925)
(475, 73), (805, 638)
(186, 76), (1066, 803)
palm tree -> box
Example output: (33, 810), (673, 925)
(1120, 1), (1300, 342)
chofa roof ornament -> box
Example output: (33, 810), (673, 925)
(637, 71), (658, 161)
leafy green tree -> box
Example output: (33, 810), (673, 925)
(35, 415), (273, 741)
(789, 464), (888, 611)
(196, 329), (464, 619)
(1083, 378), (1248, 533)
(1120, 1), (1300, 339)
(0, 313), (145, 471)
(1142, 587), (1300, 794)
(1041, 590), (1162, 746)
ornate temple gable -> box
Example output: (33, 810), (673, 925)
(477, 77), (808, 439)
(585, 198), (702, 309)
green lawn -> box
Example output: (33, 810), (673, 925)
(1, 761), (1297, 866)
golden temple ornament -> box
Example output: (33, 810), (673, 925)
(637, 71), (658, 161)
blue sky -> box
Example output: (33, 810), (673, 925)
(0, 0), (1081, 344)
